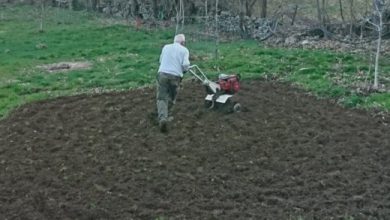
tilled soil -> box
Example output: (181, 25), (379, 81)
(0, 80), (389, 220)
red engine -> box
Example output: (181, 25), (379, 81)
(218, 74), (240, 94)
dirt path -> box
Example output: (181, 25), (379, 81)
(0, 80), (389, 219)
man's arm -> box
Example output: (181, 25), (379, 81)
(182, 49), (190, 72)
(159, 45), (167, 64)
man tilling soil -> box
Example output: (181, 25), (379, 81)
(156, 34), (190, 132)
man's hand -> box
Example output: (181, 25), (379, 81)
(202, 80), (210, 86)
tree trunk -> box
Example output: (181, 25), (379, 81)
(349, 0), (354, 36)
(339, 0), (344, 22)
(181, 0), (184, 29)
(260, 0), (267, 18)
(245, 0), (257, 17)
(316, 0), (322, 26)
(321, 0), (328, 24)
(175, 0), (185, 34)
(152, 0), (159, 19)
(205, 0), (207, 17)
(291, 4), (298, 25)
(239, 0), (249, 38)
(374, 28), (381, 89)
(215, 0), (219, 68)
(132, 0), (140, 18)
(40, 0), (45, 32)
(92, 0), (98, 11)
(316, 0), (328, 37)
(373, 0), (384, 89)
(349, 0), (355, 21)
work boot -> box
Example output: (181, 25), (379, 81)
(159, 119), (168, 133)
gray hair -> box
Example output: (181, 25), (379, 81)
(174, 34), (185, 43)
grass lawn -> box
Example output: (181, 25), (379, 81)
(0, 5), (389, 118)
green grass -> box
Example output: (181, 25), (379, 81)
(0, 5), (389, 118)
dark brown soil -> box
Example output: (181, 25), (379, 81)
(1, 80), (389, 220)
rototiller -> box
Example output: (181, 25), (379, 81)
(188, 65), (241, 113)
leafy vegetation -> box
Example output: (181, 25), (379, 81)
(0, 5), (389, 118)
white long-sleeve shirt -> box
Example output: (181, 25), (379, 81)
(158, 42), (190, 78)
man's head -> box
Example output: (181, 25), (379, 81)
(174, 34), (186, 45)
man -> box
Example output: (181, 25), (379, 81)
(156, 34), (190, 132)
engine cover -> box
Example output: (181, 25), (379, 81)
(218, 75), (240, 94)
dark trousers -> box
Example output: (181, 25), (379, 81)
(156, 73), (181, 121)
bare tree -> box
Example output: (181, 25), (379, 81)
(317, 0), (328, 25)
(260, 0), (267, 18)
(175, 0), (184, 35)
(349, 0), (356, 21)
(349, 0), (356, 37)
(290, 4), (298, 25)
(204, 0), (207, 17)
(339, 0), (344, 22)
(238, 0), (250, 38)
(366, 0), (386, 89)
(215, 0), (219, 70)
(316, 0), (323, 26)
(92, 0), (99, 11)
(316, 0), (329, 37)
(152, 0), (159, 19)
(245, 0), (257, 17)
(39, 0), (45, 32)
